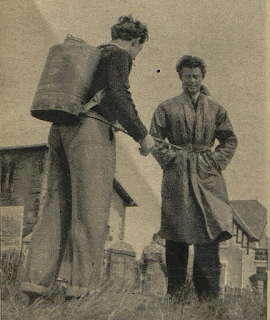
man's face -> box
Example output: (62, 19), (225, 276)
(180, 67), (203, 95)
(130, 39), (144, 60)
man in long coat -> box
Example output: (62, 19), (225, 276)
(149, 55), (237, 300)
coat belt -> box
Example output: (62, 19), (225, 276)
(177, 144), (212, 153)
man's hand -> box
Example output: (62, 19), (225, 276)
(139, 134), (155, 156)
(151, 143), (177, 168)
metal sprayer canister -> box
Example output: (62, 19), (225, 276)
(30, 35), (101, 124)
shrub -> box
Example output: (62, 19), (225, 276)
(1, 250), (21, 284)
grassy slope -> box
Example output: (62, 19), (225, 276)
(1, 281), (267, 320)
(1, 252), (267, 320)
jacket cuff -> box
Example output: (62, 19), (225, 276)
(132, 129), (148, 143)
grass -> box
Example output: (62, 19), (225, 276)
(1, 251), (267, 320)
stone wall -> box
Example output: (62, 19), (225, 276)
(0, 145), (48, 235)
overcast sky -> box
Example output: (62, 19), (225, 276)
(1, 0), (269, 245)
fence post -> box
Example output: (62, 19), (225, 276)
(106, 241), (136, 288)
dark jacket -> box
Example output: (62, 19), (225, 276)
(90, 44), (148, 142)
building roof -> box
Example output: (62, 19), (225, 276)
(0, 144), (48, 152)
(230, 200), (267, 241)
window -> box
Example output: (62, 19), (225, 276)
(106, 225), (112, 241)
(257, 267), (267, 274)
(255, 249), (268, 261)
(236, 227), (242, 244)
(232, 222), (237, 236)
(1, 162), (16, 200)
(220, 261), (227, 286)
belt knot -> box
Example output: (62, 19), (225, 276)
(179, 143), (211, 153)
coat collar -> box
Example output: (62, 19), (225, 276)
(182, 91), (196, 133)
(181, 91), (209, 140)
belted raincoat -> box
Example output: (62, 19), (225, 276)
(150, 90), (237, 244)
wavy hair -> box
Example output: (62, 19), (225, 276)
(176, 55), (206, 78)
(111, 15), (149, 44)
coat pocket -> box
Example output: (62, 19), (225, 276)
(197, 152), (220, 188)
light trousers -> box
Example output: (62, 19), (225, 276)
(21, 116), (116, 297)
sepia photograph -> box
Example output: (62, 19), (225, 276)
(0, 0), (269, 319)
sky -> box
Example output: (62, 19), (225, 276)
(1, 0), (269, 250)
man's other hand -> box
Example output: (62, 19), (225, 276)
(139, 134), (155, 156)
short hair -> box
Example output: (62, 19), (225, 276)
(176, 55), (206, 78)
(111, 15), (149, 44)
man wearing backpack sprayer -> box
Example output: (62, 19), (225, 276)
(21, 15), (154, 300)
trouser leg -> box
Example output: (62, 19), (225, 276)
(21, 126), (72, 295)
(165, 240), (189, 296)
(64, 119), (116, 296)
(193, 241), (221, 299)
